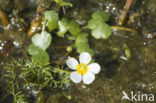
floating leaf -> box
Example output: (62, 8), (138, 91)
(44, 10), (59, 31)
(91, 23), (112, 39)
(28, 44), (50, 65)
(88, 19), (101, 29)
(67, 35), (76, 40)
(68, 20), (81, 35)
(57, 18), (69, 37)
(75, 33), (88, 44)
(54, 0), (73, 7)
(57, 18), (81, 36)
(75, 33), (94, 56)
(92, 10), (109, 22)
(76, 43), (94, 56)
(31, 53), (50, 65)
(32, 31), (52, 50)
(28, 44), (41, 55)
(88, 10), (112, 39)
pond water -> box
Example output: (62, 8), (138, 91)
(0, 0), (156, 103)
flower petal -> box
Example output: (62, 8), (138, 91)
(88, 63), (101, 74)
(70, 71), (82, 83)
(83, 72), (95, 85)
(79, 52), (91, 64)
(66, 57), (78, 70)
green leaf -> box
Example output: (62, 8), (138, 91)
(68, 20), (81, 35)
(92, 10), (109, 22)
(91, 23), (112, 39)
(75, 43), (89, 51)
(85, 48), (94, 56)
(28, 44), (41, 55)
(74, 32), (94, 56)
(57, 18), (69, 37)
(75, 33), (88, 44)
(76, 43), (94, 56)
(31, 52), (50, 65)
(87, 10), (112, 39)
(88, 19), (101, 29)
(54, 0), (73, 7)
(28, 44), (50, 65)
(62, 2), (73, 7)
(31, 31), (52, 50)
(57, 18), (81, 36)
(44, 10), (59, 31)
(67, 35), (76, 40)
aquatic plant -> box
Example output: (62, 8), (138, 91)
(2, 58), (71, 103)
(2, 59), (27, 103)
(66, 52), (101, 84)
(41, 9), (112, 56)
(0, 0), (140, 102)
(87, 10), (112, 39)
(1, 7), (129, 103)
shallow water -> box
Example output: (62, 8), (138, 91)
(0, 0), (156, 103)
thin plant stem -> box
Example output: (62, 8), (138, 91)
(42, 19), (46, 32)
(53, 68), (71, 74)
(0, 8), (9, 29)
(111, 26), (138, 34)
(27, 0), (45, 38)
(117, 0), (133, 25)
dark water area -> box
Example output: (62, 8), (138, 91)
(0, 0), (156, 103)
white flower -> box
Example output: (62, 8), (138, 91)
(66, 52), (101, 85)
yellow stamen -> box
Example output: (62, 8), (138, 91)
(76, 63), (89, 75)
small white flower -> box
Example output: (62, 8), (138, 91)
(66, 52), (101, 85)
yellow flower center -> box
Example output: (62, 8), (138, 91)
(76, 63), (89, 75)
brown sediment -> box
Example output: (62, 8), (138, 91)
(0, 40), (14, 57)
(14, 0), (24, 11)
